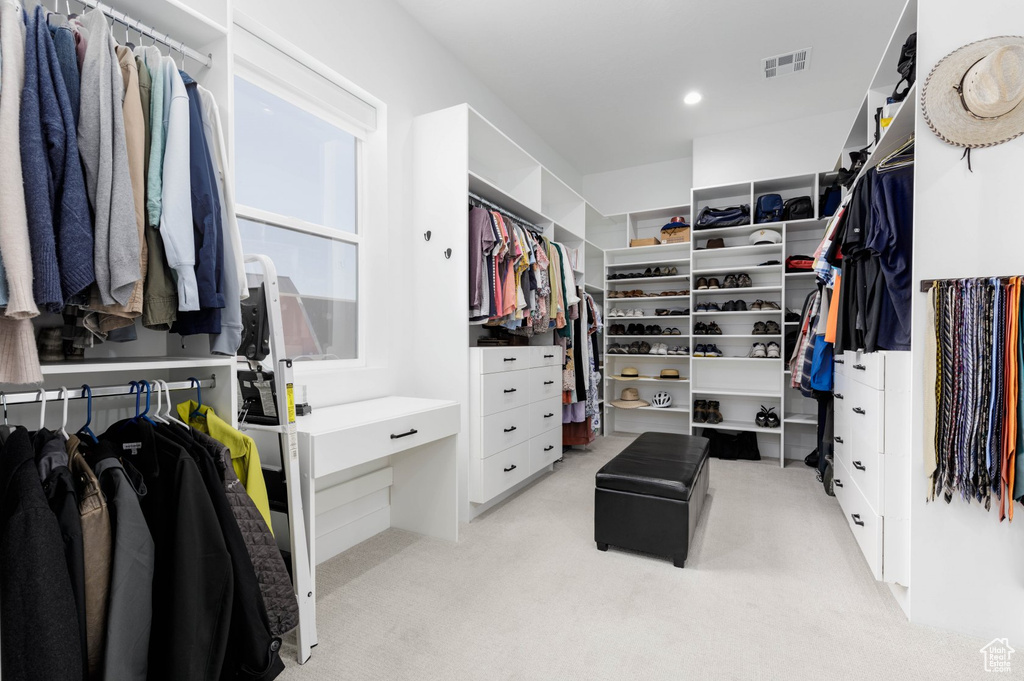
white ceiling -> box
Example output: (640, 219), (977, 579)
(394, 0), (905, 175)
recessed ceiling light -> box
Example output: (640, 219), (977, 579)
(684, 91), (702, 106)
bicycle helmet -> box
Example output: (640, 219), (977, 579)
(651, 391), (673, 408)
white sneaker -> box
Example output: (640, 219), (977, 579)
(635, 308), (645, 317)
(657, 343), (668, 355)
(749, 343), (767, 359)
(766, 341), (781, 359)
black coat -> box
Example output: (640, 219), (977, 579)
(0, 427), (82, 681)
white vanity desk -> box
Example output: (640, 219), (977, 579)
(296, 396), (460, 608)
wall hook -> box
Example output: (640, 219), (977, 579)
(443, 248), (452, 260)
(423, 230), (432, 241)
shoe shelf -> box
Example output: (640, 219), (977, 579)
(692, 387), (782, 398)
(693, 334), (782, 340)
(692, 264), (782, 276)
(584, 283), (604, 295)
(607, 353), (691, 359)
(606, 257), (690, 270)
(783, 413), (817, 425)
(607, 334), (686, 339)
(785, 320), (801, 325)
(608, 294), (690, 303)
(785, 271), (817, 279)
(634, 406), (690, 414)
(607, 376), (690, 383)
(691, 356), (782, 362)
(603, 243), (691, 257)
(692, 420), (782, 434)
(693, 285), (781, 295)
(607, 315), (689, 321)
(692, 309), (781, 316)
(606, 275), (689, 285)
(692, 243), (783, 257)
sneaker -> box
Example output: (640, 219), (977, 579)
(737, 273), (752, 288)
(706, 302), (721, 312)
(761, 301), (781, 310)
(638, 341), (652, 355)
(766, 341), (781, 359)
(707, 322), (723, 335)
(669, 327), (682, 335)
(749, 343), (767, 358)
(706, 400), (723, 424)
(750, 300), (764, 311)
(752, 322), (767, 335)
(693, 400), (708, 423)
(693, 344), (707, 357)
(765, 321), (781, 334)
(667, 346), (678, 355)
(723, 274), (739, 289)
(708, 277), (721, 290)
(734, 299), (748, 311)
(607, 343), (622, 354)
(696, 277), (709, 290)
(628, 341), (641, 354)
(634, 309), (645, 318)
(723, 300), (736, 312)
(656, 309), (670, 316)
(680, 346), (690, 356)
(696, 303), (709, 313)
(694, 322), (708, 335)
(766, 408), (781, 428)
(657, 343), (669, 356)
(705, 344), (722, 358)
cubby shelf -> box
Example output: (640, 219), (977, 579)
(607, 335), (686, 339)
(608, 295), (690, 303)
(693, 334), (782, 340)
(693, 421), (782, 435)
(693, 285), (782, 295)
(606, 258), (690, 269)
(692, 387), (781, 398)
(692, 310), (781, 317)
(692, 243), (783, 257)
(784, 414), (817, 425)
(606, 377), (690, 383)
(606, 315), (689, 321)
(606, 275), (689, 285)
(40, 356), (233, 375)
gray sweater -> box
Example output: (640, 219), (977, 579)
(75, 10), (140, 307)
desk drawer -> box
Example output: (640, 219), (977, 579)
(472, 441), (530, 502)
(530, 430), (562, 471)
(531, 347), (562, 369)
(478, 347), (532, 374)
(307, 403), (459, 478)
(531, 397), (562, 435)
(530, 366), (561, 401)
(481, 405), (530, 456)
(480, 369), (531, 416)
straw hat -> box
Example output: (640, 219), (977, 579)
(922, 37), (1024, 148)
(659, 369), (681, 379)
(610, 388), (650, 409)
(610, 367), (643, 380)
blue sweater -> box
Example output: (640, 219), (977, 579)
(171, 71), (223, 336)
(20, 6), (94, 311)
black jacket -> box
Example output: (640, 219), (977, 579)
(1, 427), (83, 681)
(161, 424), (284, 680)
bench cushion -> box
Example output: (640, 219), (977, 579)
(595, 432), (709, 501)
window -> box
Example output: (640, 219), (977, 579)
(232, 22), (379, 364)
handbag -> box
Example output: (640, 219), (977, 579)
(891, 32), (917, 102)
(782, 196), (813, 220)
(694, 204), (750, 229)
(700, 428), (761, 461)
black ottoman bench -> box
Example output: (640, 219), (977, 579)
(595, 432), (710, 568)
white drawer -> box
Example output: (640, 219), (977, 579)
(305, 402), (460, 478)
(531, 347), (562, 369)
(480, 405), (530, 456)
(471, 440), (530, 503)
(833, 353), (851, 377)
(530, 366), (561, 401)
(847, 446), (884, 516)
(847, 351), (885, 390)
(480, 369), (531, 416)
(530, 397), (562, 435)
(849, 381), (884, 457)
(835, 460), (883, 580)
(478, 347), (532, 374)
(529, 430), (562, 471)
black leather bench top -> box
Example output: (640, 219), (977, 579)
(596, 432), (709, 501)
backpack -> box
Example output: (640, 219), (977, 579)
(892, 32), (917, 102)
(755, 194), (784, 224)
(782, 196), (813, 221)
(819, 183), (841, 218)
(694, 204), (750, 229)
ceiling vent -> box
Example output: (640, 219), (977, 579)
(762, 48), (811, 80)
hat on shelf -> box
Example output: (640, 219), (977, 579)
(659, 369), (681, 379)
(923, 38), (1024, 148)
(749, 229), (782, 245)
(706, 237), (726, 249)
(610, 388), (650, 409)
(611, 367), (642, 380)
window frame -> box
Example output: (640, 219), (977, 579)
(231, 16), (383, 371)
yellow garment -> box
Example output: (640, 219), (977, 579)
(177, 400), (274, 533)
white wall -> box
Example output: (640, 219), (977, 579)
(582, 157), (692, 215)
(909, 0), (1024, 644)
(236, 0), (583, 410)
(692, 109), (856, 187)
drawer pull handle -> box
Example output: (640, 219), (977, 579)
(853, 364), (867, 371)
(853, 460), (866, 471)
(852, 407), (866, 415)
(503, 426), (517, 433)
(851, 513), (864, 527)
(834, 393), (844, 400)
(544, 380), (555, 386)
(834, 479), (844, 488)
(503, 388), (517, 394)
(503, 464), (517, 472)
(835, 359), (845, 365)
(834, 436), (844, 444)
(504, 357), (517, 362)
(544, 445), (554, 452)
(390, 429), (418, 440)
(544, 354), (555, 359)
(544, 413), (554, 418)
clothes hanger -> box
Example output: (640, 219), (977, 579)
(37, 389), (47, 431)
(1, 392), (8, 427)
(188, 377), (206, 420)
(58, 387), (70, 439)
(79, 384), (98, 443)
(149, 379), (169, 425)
(138, 380), (156, 425)
(161, 380), (188, 428)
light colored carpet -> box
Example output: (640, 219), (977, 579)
(278, 434), (990, 680)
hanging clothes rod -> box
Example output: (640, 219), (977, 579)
(74, 0), (214, 69)
(468, 192), (542, 234)
(0, 375), (215, 406)
(919, 276), (1018, 293)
